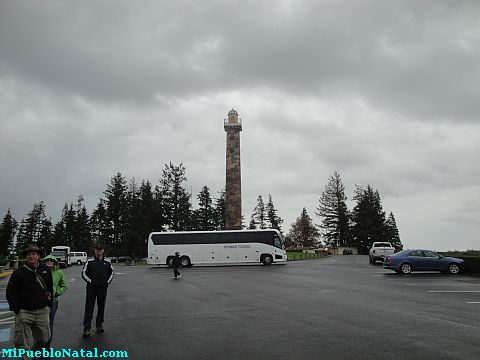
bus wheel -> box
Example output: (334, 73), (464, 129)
(77, 260), (82, 265)
(261, 254), (273, 266)
(166, 257), (174, 268)
(181, 256), (191, 267)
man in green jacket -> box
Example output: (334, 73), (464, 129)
(43, 255), (67, 347)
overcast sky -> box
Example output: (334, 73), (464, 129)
(1, 1), (479, 251)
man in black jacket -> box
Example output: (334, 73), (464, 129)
(6, 244), (53, 354)
(81, 243), (114, 337)
(173, 252), (181, 278)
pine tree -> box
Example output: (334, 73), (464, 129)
(15, 202), (52, 255)
(137, 180), (158, 256)
(250, 195), (267, 229)
(103, 173), (128, 247)
(91, 200), (111, 249)
(266, 194), (283, 233)
(51, 221), (66, 252)
(287, 208), (320, 248)
(123, 177), (144, 257)
(0, 209), (18, 257)
(74, 195), (92, 252)
(316, 171), (352, 247)
(63, 203), (77, 248)
(195, 186), (216, 231)
(385, 212), (402, 251)
(351, 185), (388, 254)
(248, 213), (257, 230)
(213, 189), (226, 230)
(160, 162), (192, 231)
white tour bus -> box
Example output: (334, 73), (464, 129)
(147, 229), (287, 267)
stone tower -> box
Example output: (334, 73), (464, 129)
(224, 109), (242, 229)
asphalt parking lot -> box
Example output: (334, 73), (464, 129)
(1, 256), (479, 360)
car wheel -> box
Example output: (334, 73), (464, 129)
(166, 257), (174, 268)
(400, 263), (412, 274)
(261, 254), (273, 266)
(180, 256), (191, 267)
(448, 263), (460, 274)
(371, 257), (376, 264)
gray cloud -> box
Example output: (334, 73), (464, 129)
(1, 0), (479, 250)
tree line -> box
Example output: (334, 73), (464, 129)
(0, 165), (400, 259)
(287, 171), (402, 253)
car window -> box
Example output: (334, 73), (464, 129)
(423, 250), (438, 257)
(408, 250), (423, 257)
(374, 243), (391, 247)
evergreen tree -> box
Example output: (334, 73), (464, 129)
(74, 195), (92, 252)
(266, 194), (283, 233)
(123, 177), (144, 256)
(351, 185), (387, 254)
(51, 221), (66, 252)
(385, 212), (402, 251)
(137, 180), (158, 256)
(63, 203), (77, 248)
(287, 208), (320, 248)
(248, 213), (257, 230)
(316, 171), (352, 247)
(90, 200), (111, 249)
(15, 202), (52, 255)
(153, 184), (167, 232)
(38, 217), (53, 253)
(0, 209), (18, 257)
(250, 195), (267, 229)
(160, 163), (192, 231)
(103, 173), (129, 247)
(195, 186), (216, 231)
(213, 189), (226, 230)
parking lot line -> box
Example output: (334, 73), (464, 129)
(428, 290), (480, 293)
(467, 302), (480, 304)
(405, 283), (480, 286)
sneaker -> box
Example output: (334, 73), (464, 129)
(82, 328), (90, 337)
(177, 274), (181, 278)
(96, 326), (104, 333)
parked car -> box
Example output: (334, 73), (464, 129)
(369, 242), (395, 263)
(343, 249), (353, 255)
(116, 256), (131, 263)
(383, 249), (465, 275)
(108, 256), (118, 263)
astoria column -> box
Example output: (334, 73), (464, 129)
(224, 109), (243, 230)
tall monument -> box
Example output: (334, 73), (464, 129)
(224, 109), (242, 229)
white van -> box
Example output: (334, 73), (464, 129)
(70, 252), (88, 265)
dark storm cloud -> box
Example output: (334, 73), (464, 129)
(1, 1), (479, 121)
(1, 0), (479, 250)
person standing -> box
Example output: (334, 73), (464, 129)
(81, 244), (114, 337)
(42, 255), (67, 348)
(6, 244), (53, 356)
(173, 252), (181, 279)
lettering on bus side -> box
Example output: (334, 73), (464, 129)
(238, 244), (250, 248)
(223, 245), (237, 248)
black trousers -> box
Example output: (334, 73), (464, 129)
(173, 267), (180, 277)
(83, 286), (108, 329)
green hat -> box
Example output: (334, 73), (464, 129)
(43, 255), (59, 263)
